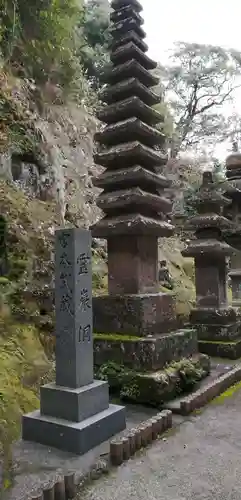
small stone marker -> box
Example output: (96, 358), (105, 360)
(22, 228), (126, 454)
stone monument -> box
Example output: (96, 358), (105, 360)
(224, 152), (241, 306)
(182, 171), (241, 359)
(91, 0), (202, 371)
(22, 228), (126, 454)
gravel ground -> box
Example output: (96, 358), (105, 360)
(81, 387), (241, 500)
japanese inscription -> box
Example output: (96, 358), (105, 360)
(77, 252), (90, 275)
(55, 228), (94, 388)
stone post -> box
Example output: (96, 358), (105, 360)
(22, 228), (126, 454)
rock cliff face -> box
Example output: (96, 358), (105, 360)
(0, 76), (195, 465)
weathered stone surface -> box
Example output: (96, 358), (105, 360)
(198, 339), (241, 359)
(111, 42), (156, 70)
(195, 322), (241, 342)
(110, 4), (144, 24)
(95, 117), (165, 148)
(110, 30), (148, 53)
(92, 165), (171, 191)
(94, 329), (198, 371)
(92, 213), (174, 238)
(99, 78), (159, 106)
(182, 239), (233, 257)
(93, 293), (176, 336)
(95, 141), (167, 170)
(108, 59), (158, 87)
(95, 354), (210, 406)
(111, 0), (143, 12)
(110, 19), (146, 42)
(96, 96), (163, 125)
(22, 405), (126, 455)
(97, 187), (171, 215)
(190, 307), (240, 325)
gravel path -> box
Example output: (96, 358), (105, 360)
(81, 387), (241, 500)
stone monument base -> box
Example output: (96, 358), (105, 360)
(22, 379), (126, 455)
(93, 293), (176, 336)
(191, 307), (241, 359)
(94, 329), (198, 371)
(22, 404), (125, 455)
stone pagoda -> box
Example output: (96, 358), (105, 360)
(224, 151), (241, 306)
(182, 171), (241, 359)
(91, 0), (203, 372)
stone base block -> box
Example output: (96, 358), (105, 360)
(95, 354), (210, 407)
(198, 339), (241, 359)
(195, 322), (241, 342)
(94, 329), (198, 371)
(93, 293), (176, 336)
(232, 299), (241, 307)
(40, 380), (109, 422)
(190, 307), (241, 325)
(22, 404), (126, 455)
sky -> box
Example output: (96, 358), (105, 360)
(140, 0), (241, 157)
(141, 0), (241, 64)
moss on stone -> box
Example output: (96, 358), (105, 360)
(95, 355), (210, 407)
(0, 314), (52, 465)
(94, 333), (142, 342)
(199, 340), (237, 346)
(213, 380), (241, 404)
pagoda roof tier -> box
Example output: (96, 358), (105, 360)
(91, 213), (174, 238)
(193, 189), (230, 209)
(111, 42), (156, 70)
(94, 141), (167, 170)
(111, 0), (143, 13)
(108, 59), (158, 88)
(99, 78), (160, 106)
(110, 5), (144, 24)
(110, 18), (146, 41)
(229, 270), (241, 277)
(224, 180), (241, 199)
(226, 152), (241, 169)
(223, 230), (241, 249)
(92, 165), (171, 191)
(95, 118), (165, 148)
(226, 168), (241, 181)
(110, 31), (148, 53)
(182, 239), (233, 258)
(186, 214), (234, 231)
(97, 96), (163, 125)
(96, 187), (172, 215)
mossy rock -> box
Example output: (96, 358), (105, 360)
(95, 354), (210, 407)
(0, 316), (52, 461)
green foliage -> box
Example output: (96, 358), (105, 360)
(162, 42), (241, 155)
(79, 0), (110, 89)
(95, 356), (210, 405)
(1, 0), (84, 87)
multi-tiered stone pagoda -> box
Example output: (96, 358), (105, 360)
(183, 171), (241, 358)
(91, 0), (203, 373)
(224, 152), (241, 306)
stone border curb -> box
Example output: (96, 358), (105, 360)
(28, 411), (172, 499)
(179, 364), (241, 415)
(109, 409), (172, 467)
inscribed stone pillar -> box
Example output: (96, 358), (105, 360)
(22, 228), (126, 454)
